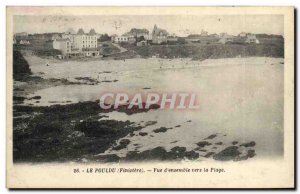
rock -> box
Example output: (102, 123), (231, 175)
(213, 146), (241, 161)
(175, 125), (181, 128)
(144, 121), (157, 126)
(139, 132), (148, 136)
(31, 96), (41, 100)
(196, 141), (212, 148)
(240, 141), (256, 147)
(112, 139), (131, 150)
(215, 142), (223, 145)
(204, 134), (217, 140)
(70, 131), (84, 138)
(204, 152), (215, 158)
(247, 149), (256, 158)
(123, 146), (199, 161)
(232, 141), (238, 145)
(94, 154), (120, 163)
(81, 158), (88, 163)
(153, 127), (171, 133)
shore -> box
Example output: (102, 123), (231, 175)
(11, 50), (284, 163)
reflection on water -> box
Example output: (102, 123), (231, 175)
(24, 57), (284, 159)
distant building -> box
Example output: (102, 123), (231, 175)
(55, 28), (100, 57)
(245, 34), (260, 44)
(167, 34), (178, 42)
(219, 33), (227, 38)
(200, 29), (208, 36)
(219, 35), (234, 44)
(53, 38), (72, 56)
(124, 28), (150, 40)
(239, 32), (247, 37)
(111, 34), (135, 44)
(111, 35), (129, 43)
(152, 24), (168, 44)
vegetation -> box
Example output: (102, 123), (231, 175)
(13, 50), (31, 80)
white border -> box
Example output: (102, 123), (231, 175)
(1, 0), (298, 193)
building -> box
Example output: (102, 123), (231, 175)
(111, 35), (135, 44)
(200, 29), (208, 36)
(53, 38), (72, 56)
(245, 34), (260, 44)
(55, 28), (100, 57)
(239, 32), (247, 37)
(111, 35), (129, 43)
(219, 35), (234, 44)
(124, 28), (150, 40)
(152, 24), (168, 44)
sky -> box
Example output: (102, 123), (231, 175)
(13, 15), (284, 36)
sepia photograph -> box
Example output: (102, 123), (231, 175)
(6, 6), (295, 189)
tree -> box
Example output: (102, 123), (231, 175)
(99, 34), (111, 42)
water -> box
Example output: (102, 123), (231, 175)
(23, 56), (284, 159)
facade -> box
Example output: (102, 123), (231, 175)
(53, 38), (71, 56)
(200, 29), (208, 36)
(152, 24), (168, 44)
(239, 32), (247, 37)
(124, 28), (150, 40)
(54, 28), (100, 57)
(112, 35), (129, 43)
(245, 34), (260, 44)
(112, 35), (135, 44)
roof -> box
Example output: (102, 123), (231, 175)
(88, 29), (97, 35)
(65, 28), (75, 34)
(246, 34), (257, 39)
(152, 24), (168, 36)
(125, 28), (149, 36)
(54, 38), (70, 42)
(77, 28), (85, 35)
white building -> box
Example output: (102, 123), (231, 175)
(55, 28), (100, 57)
(245, 34), (260, 44)
(53, 38), (71, 56)
(111, 35), (135, 44)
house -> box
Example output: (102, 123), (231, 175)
(19, 40), (30, 45)
(167, 34), (178, 42)
(112, 35), (135, 44)
(200, 29), (208, 36)
(219, 35), (234, 44)
(152, 24), (168, 44)
(111, 35), (129, 43)
(53, 38), (72, 56)
(245, 34), (260, 44)
(239, 32), (247, 37)
(124, 28), (150, 40)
